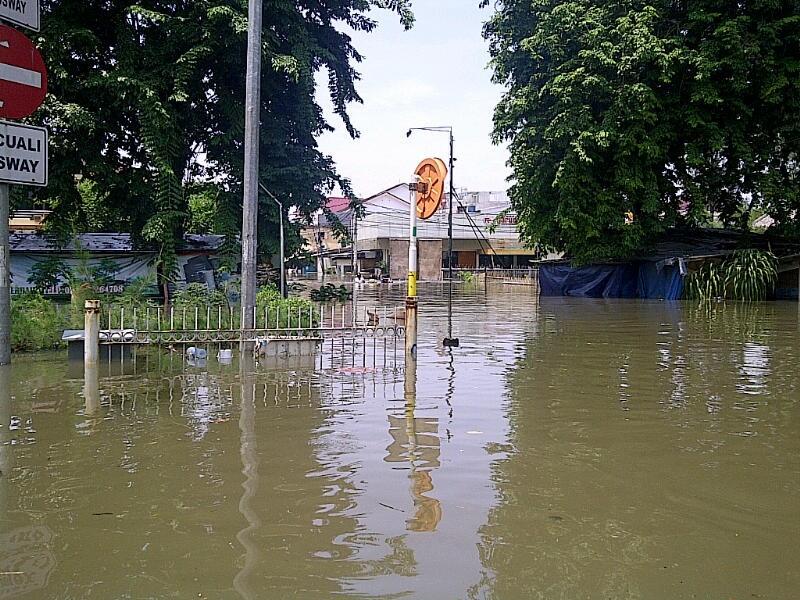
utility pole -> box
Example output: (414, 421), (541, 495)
(241, 0), (263, 332)
(0, 184), (9, 365)
(448, 130), (454, 284)
(445, 130), (457, 346)
(351, 201), (358, 326)
(352, 202), (359, 280)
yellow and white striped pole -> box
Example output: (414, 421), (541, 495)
(405, 181), (419, 360)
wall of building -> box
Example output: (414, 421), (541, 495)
(419, 240), (443, 281)
(388, 239), (409, 280)
(385, 239), (442, 281)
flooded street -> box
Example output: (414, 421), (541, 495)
(1, 284), (799, 599)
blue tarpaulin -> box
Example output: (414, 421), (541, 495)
(539, 264), (639, 298)
(539, 262), (683, 300)
(636, 261), (684, 300)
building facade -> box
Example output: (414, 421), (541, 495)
(303, 184), (540, 280)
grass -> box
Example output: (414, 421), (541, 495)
(10, 294), (70, 352)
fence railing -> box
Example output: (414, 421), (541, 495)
(442, 267), (539, 280)
(97, 303), (406, 345)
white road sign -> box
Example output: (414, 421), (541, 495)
(0, 119), (47, 186)
(0, 0), (39, 32)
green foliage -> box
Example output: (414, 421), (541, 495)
(27, 257), (68, 291)
(115, 276), (159, 310)
(458, 270), (476, 284)
(483, 1), (800, 262)
(684, 250), (778, 301)
(310, 283), (352, 302)
(684, 262), (725, 301)
(722, 250), (778, 302)
(31, 0), (415, 274)
(256, 284), (282, 306)
(187, 186), (219, 234)
(257, 285), (318, 329)
(173, 283), (227, 308)
(10, 294), (69, 352)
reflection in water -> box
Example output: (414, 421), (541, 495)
(0, 526), (56, 599)
(0, 288), (798, 598)
(234, 355), (260, 600)
(384, 359), (442, 533)
(476, 297), (800, 599)
(0, 367), (56, 599)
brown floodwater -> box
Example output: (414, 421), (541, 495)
(1, 284), (799, 599)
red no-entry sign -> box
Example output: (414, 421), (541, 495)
(0, 24), (47, 119)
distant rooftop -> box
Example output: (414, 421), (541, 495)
(10, 232), (224, 253)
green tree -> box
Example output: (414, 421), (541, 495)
(483, 1), (800, 262)
(33, 0), (413, 274)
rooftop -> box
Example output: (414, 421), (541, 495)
(10, 232), (225, 253)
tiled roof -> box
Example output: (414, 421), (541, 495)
(10, 232), (224, 253)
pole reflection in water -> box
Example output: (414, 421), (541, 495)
(0, 365), (9, 512)
(234, 353), (261, 600)
(394, 354), (442, 533)
(0, 366), (57, 598)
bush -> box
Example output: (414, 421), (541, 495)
(310, 283), (351, 302)
(173, 283), (227, 307)
(684, 250), (778, 302)
(11, 294), (69, 352)
(257, 285), (317, 329)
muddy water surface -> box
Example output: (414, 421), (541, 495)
(1, 285), (798, 599)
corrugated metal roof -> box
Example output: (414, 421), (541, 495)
(10, 232), (224, 253)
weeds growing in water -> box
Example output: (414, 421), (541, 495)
(684, 250), (778, 302)
(457, 270), (476, 284)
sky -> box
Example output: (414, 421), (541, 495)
(315, 0), (512, 199)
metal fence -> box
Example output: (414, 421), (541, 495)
(97, 303), (407, 345)
(442, 267), (539, 281)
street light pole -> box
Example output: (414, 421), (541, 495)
(406, 126), (459, 347)
(258, 183), (285, 299)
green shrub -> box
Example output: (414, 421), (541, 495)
(684, 250), (778, 302)
(722, 249), (778, 301)
(310, 283), (351, 302)
(10, 294), (69, 352)
(257, 285), (317, 329)
(458, 270), (476, 284)
(173, 282), (227, 307)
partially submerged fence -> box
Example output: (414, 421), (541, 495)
(96, 303), (407, 346)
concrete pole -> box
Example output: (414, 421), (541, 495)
(84, 299), (101, 368)
(0, 183), (10, 365)
(241, 0), (263, 332)
(279, 202), (285, 298)
(84, 363), (99, 415)
(406, 183), (418, 360)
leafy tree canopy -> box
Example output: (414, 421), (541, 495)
(31, 0), (413, 272)
(483, 0), (800, 262)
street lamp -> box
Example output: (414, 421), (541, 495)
(258, 183), (286, 299)
(406, 126), (458, 347)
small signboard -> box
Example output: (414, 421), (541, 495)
(0, 119), (47, 186)
(0, 0), (39, 32)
